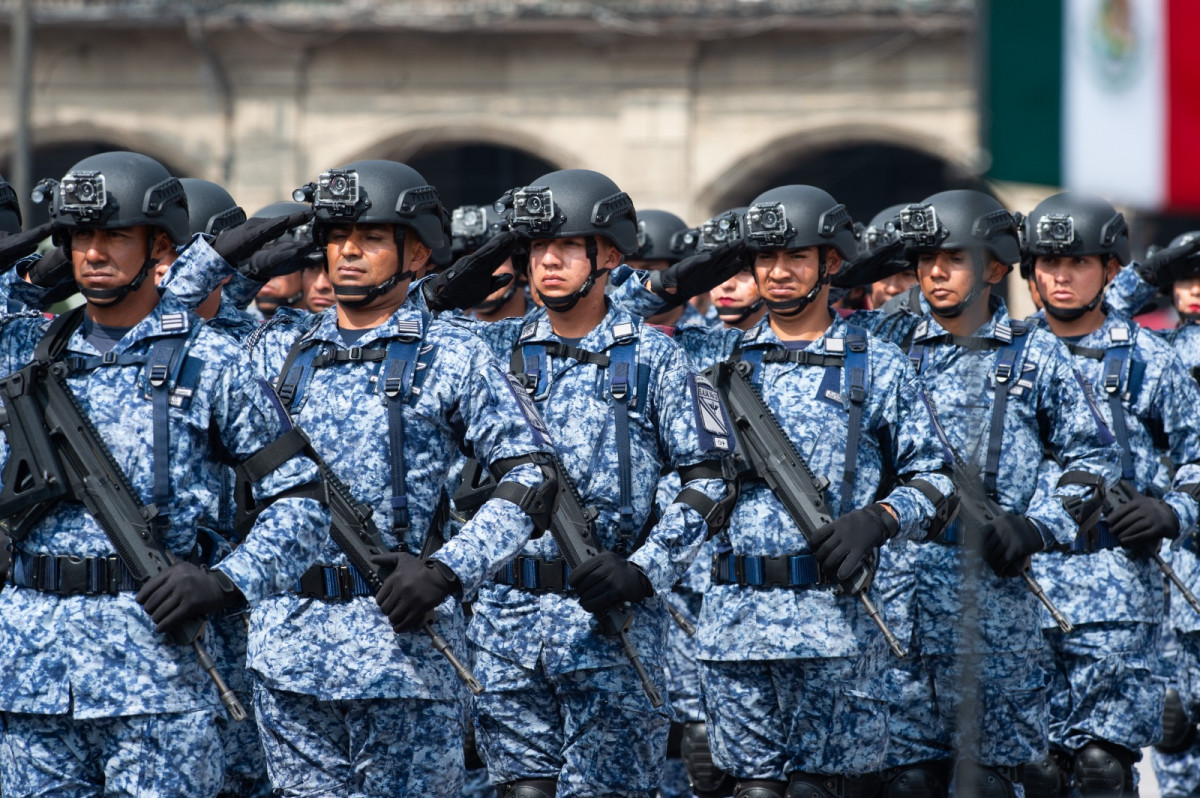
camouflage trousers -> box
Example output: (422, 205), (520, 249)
(884, 648), (1047, 769)
(699, 654), (888, 780)
(1042, 621), (1165, 754)
(472, 647), (671, 798)
(254, 685), (466, 797)
(210, 611), (268, 797)
(1153, 630), (1200, 798)
(0, 708), (222, 797)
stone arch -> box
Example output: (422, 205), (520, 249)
(699, 125), (990, 222)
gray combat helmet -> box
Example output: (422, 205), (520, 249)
(0, 174), (21, 234)
(833, 203), (913, 288)
(450, 204), (507, 258)
(900, 189), (1021, 267)
(632, 210), (695, 265)
(295, 159), (447, 251)
(742, 185), (857, 260)
(38, 151), (191, 246)
(180, 178), (245, 238)
(1019, 192), (1130, 279)
(500, 169), (639, 256)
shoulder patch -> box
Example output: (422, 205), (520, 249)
(689, 372), (732, 453)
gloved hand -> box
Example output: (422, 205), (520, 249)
(211, 211), (313, 268)
(0, 524), (11, 590)
(810, 503), (898, 581)
(21, 245), (71, 287)
(371, 551), (460, 634)
(1107, 492), (1179, 553)
(135, 562), (244, 635)
(1136, 234), (1200, 286)
(831, 238), (907, 288)
(647, 240), (748, 307)
(0, 223), (53, 273)
(567, 551), (653, 614)
(422, 229), (523, 312)
(240, 239), (320, 282)
(980, 512), (1045, 578)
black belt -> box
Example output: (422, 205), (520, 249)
(9, 551), (140, 595)
(292, 564), (375, 600)
(710, 552), (829, 588)
(493, 557), (572, 593)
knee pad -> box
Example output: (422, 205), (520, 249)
(1156, 687), (1198, 755)
(681, 721), (735, 797)
(1073, 742), (1135, 796)
(880, 761), (952, 798)
(785, 773), (881, 798)
(504, 779), (557, 798)
(735, 780), (788, 798)
(1021, 750), (1069, 798)
(954, 761), (1017, 798)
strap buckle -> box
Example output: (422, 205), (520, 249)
(994, 362), (1012, 384)
(148, 363), (170, 388)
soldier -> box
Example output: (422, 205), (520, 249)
(854, 205), (919, 311)
(440, 169), (734, 798)
(242, 159), (555, 796)
(863, 190), (1121, 797)
(449, 204), (531, 323)
(0, 151), (329, 796)
(242, 201), (312, 319)
(1017, 193), (1200, 796)
(612, 184), (959, 798)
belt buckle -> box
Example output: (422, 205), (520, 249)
(58, 555), (88, 596)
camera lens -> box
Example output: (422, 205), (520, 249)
(1052, 222), (1067, 239)
(465, 210), (480, 227)
(77, 182), (96, 202)
(526, 196), (543, 214)
(763, 211), (778, 228)
(330, 176), (348, 197)
(911, 212), (926, 228)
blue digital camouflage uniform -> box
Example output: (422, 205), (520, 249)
(1026, 308), (1200, 759)
(607, 271), (957, 782)
(243, 293), (550, 797)
(457, 298), (729, 798)
(1106, 265), (1200, 793)
(0, 265), (328, 796)
(856, 297), (1123, 770)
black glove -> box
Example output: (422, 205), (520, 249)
(831, 239), (908, 289)
(810, 503), (898, 582)
(1107, 492), (1179, 553)
(980, 512), (1045, 578)
(648, 240), (748, 307)
(211, 211), (313, 268)
(567, 551), (653, 615)
(135, 562), (244, 635)
(240, 239), (320, 282)
(422, 229), (523, 313)
(1137, 234), (1200, 286)
(0, 223), (53, 273)
(371, 551), (460, 634)
(0, 525), (11, 590)
(21, 245), (71, 288)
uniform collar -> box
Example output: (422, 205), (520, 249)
(68, 293), (200, 358)
(518, 299), (640, 353)
(738, 311), (850, 355)
(912, 295), (1015, 345)
(305, 300), (429, 349)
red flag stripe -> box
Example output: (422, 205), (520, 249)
(1167, 0), (1200, 210)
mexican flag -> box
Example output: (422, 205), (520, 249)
(983, 0), (1200, 211)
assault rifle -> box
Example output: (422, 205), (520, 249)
(703, 358), (907, 658)
(920, 395), (1075, 633)
(276, 427), (483, 695)
(0, 344), (246, 721)
(544, 451), (664, 707)
(1106, 479), (1200, 616)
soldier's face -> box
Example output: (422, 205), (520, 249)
(326, 223), (400, 290)
(71, 226), (171, 298)
(869, 271), (918, 308)
(1032, 254), (1116, 309)
(753, 246), (840, 302)
(917, 249), (1004, 312)
(302, 262), (335, 312)
(1173, 276), (1200, 316)
(529, 236), (618, 299)
(712, 269), (759, 311)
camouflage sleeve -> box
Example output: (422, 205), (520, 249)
(430, 347), (549, 596)
(1031, 346), (1122, 545)
(158, 234), (240, 310)
(0, 262), (54, 313)
(629, 346), (732, 594)
(880, 375), (956, 542)
(209, 358), (329, 603)
(1105, 263), (1159, 318)
(1153, 351), (1200, 533)
(606, 265), (671, 319)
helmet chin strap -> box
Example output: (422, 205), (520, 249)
(762, 248), (828, 318)
(1039, 283), (1106, 322)
(716, 298), (765, 325)
(537, 237), (601, 313)
(334, 227), (417, 309)
(79, 236), (158, 305)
